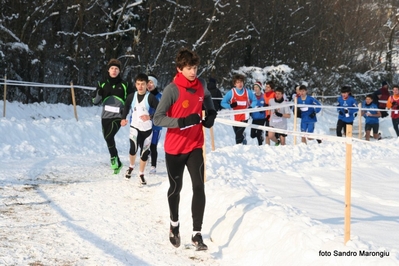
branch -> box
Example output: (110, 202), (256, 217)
(164, 0), (190, 9)
(192, 0), (226, 51)
(290, 25), (315, 38)
(113, 1), (143, 16)
(198, 30), (251, 76)
(0, 24), (21, 42)
(192, 6), (219, 51)
(57, 27), (136, 37)
(147, 7), (178, 72)
(20, 0), (54, 42)
(113, 1), (130, 27)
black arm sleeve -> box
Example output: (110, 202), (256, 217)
(121, 93), (134, 119)
(148, 93), (159, 109)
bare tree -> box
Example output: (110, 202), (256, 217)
(0, 0), (394, 104)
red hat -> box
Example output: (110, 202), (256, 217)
(253, 81), (262, 90)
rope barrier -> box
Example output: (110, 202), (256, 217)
(0, 79), (95, 90)
(1, 78), (395, 146)
(217, 101), (392, 115)
(0, 78), (389, 97)
(215, 117), (391, 148)
(1, 77), (396, 120)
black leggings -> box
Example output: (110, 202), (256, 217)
(150, 144), (158, 167)
(102, 118), (121, 158)
(165, 148), (205, 231)
(233, 119), (248, 144)
(150, 129), (161, 167)
(336, 119), (353, 137)
(392, 118), (399, 137)
(129, 127), (152, 162)
(251, 119), (266, 145)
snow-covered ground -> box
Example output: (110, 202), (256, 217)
(0, 100), (398, 266)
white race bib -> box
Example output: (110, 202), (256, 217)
(104, 105), (120, 113)
(237, 100), (247, 106)
(272, 117), (283, 123)
(300, 107), (308, 111)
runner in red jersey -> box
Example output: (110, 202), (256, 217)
(153, 48), (216, 251)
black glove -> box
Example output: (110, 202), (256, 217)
(354, 112), (357, 118)
(230, 102), (238, 108)
(344, 109), (349, 114)
(202, 110), (217, 128)
(392, 101), (397, 107)
(339, 110), (344, 116)
(309, 112), (316, 118)
(177, 113), (201, 128)
(274, 111), (283, 117)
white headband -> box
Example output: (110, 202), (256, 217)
(148, 76), (158, 88)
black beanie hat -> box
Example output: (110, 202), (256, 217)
(341, 86), (351, 93)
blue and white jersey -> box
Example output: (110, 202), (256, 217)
(362, 101), (379, 125)
(130, 91), (152, 131)
(251, 93), (266, 120)
(298, 95), (321, 123)
(337, 95), (358, 123)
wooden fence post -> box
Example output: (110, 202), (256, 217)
(358, 103), (362, 139)
(202, 110), (207, 183)
(3, 75), (7, 117)
(210, 127), (215, 151)
(293, 97), (298, 145)
(70, 81), (78, 121)
(344, 124), (353, 244)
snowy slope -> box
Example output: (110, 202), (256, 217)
(0, 101), (398, 265)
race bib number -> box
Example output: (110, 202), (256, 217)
(104, 105), (120, 113)
(300, 107), (308, 111)
(272, 117), (283, 123)
(237, 101), (247, 106)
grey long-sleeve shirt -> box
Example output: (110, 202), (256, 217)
(153, 78), (215, 128)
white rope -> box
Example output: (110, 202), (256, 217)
(217, 117), (346, 142)
(314, 93), (369, 99)
(217, 102), (294, 117)
(215, 117), (393, 148)
(217, 99), (396, 117)
(0, 79), (393, 102)
(1, 78), (393, 114)
(0, 79), (96, 90)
